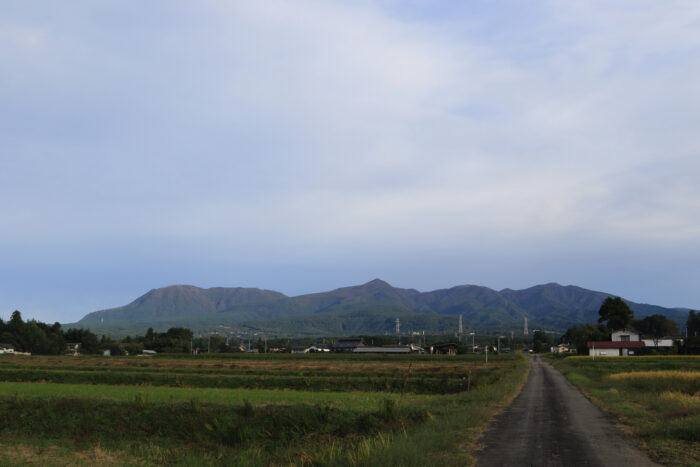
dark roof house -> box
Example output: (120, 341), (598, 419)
(332, 338), (364, 352)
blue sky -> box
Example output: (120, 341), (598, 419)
(2, 1), (699, 323)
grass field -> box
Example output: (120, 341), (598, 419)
(0, 353), (529, 466)
(552, 355), (700, 467)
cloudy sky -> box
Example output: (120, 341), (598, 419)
(2, 1), (699, 323)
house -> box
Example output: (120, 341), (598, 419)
(291, 346), (310, 354)
(353, 346), (411, 354)
(611, 329), (640, 342)
(587, 341), (645, 356)
(589, 328), (646, 356)
(0, 343), (15, 354)
(352, 344), (424, 354)
(65, 342), (80, 356)
(429, 343), (458, 355)
(605, 328), (674, 352)
(550, 343), (574, 354)
(309, 344), (331, 353)
(332, 338), (364, 352)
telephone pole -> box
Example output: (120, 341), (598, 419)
(395, 318), (401, 345)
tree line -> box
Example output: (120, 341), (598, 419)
(0, 311), (241, 356)
(0, 311), (100, 354)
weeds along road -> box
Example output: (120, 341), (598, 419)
(477, 355), (660, 467)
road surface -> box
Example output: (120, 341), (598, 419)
(477, 355), (660, 467)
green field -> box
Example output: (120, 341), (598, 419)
(552, 356), (700, 467)
(0, 353), (528, 466)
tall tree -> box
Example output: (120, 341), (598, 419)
(532, 330), (550, 353)
(564, 324), (607, 354)
(633, 314), (680, 340)
(687, 310), (700, 337)
(598, 297), (633, 331)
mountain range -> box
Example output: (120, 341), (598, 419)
(68, 279), (690, 337)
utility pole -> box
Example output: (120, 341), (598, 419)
(485, 345), (488, 363)
(396, 318), (401, 345)
(469, 332), (475, 353)
(458, 315), (463, 342)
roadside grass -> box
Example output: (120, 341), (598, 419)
(354, 356), (530, 466)
(0, 353), (529, 465)
(552, 356), (700, 467)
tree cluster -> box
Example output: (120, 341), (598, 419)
(0, 311), (101, 355)
(686, 310), (700, 354)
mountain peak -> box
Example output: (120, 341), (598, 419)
(362, 278), (392, 289)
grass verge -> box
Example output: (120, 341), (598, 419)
(552, 356), (700, 467)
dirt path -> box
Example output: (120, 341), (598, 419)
(476, 355), (660, 467)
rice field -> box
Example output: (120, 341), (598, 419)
(0, 353), (529, 466)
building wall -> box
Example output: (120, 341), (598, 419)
(611, 330), (640, 342)
(642, 339), (674, 347)
(589, 348), (621, 357)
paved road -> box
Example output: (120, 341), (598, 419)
(477, 356), (660, 467)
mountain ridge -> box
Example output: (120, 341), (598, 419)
(69, 280), (690, 337)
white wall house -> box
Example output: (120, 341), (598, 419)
(611, 330), (640, 342)
(611, 328), (674, 348)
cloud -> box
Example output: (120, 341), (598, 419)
(1, 1), (699, 318)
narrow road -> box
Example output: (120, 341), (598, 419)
(477, 355), (660, 467)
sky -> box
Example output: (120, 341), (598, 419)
(2, 1), (699, 323)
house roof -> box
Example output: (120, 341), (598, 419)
(432, 343), (457, 349)
(587, 341), (645, 348)
(332, 339), (364, 349)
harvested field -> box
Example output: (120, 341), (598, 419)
(0, 353), (529, 465)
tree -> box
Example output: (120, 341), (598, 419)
(687, 310), (700, 338)
(63, 328), (100, 354)
(564, 324), (607, 354)
(145, 328), (155, 345)
(685, 311), (700, 354)
(598, 297), (633, 331)
(532, 330), (551, 353)
(633, 315), (680, 342)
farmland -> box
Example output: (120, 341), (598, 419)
(0, 353), (528, 466)
(552, 356), (700, 467)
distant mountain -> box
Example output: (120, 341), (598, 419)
(68, 280), (690, 337)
